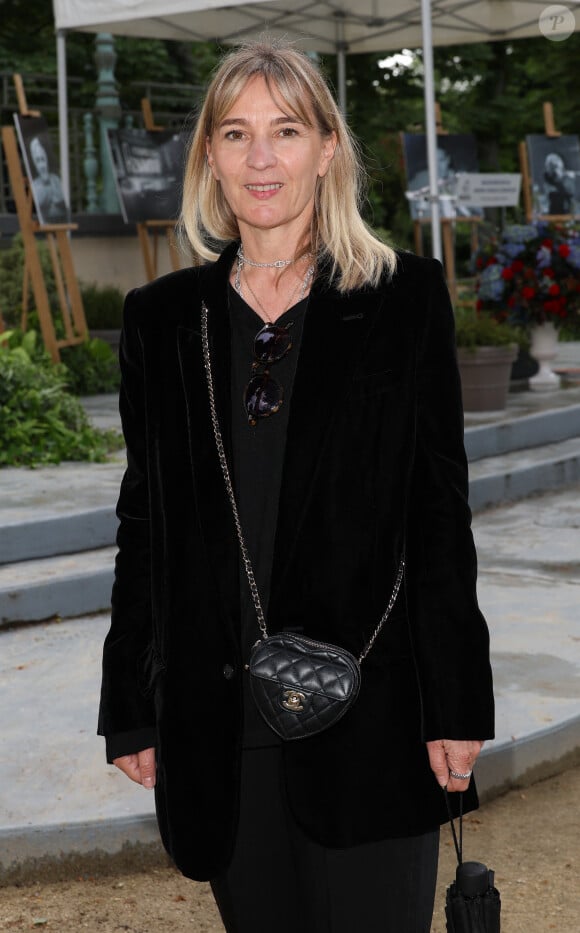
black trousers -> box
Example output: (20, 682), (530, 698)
(210, 746), (439, 933)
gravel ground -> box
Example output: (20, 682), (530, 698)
(1, 764), (579, 932)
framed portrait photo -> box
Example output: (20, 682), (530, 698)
(401, 132), (482, 219)
(107, 128), (188, 223)
(14, 114), (70, 225)
(526, 134), (580, 217)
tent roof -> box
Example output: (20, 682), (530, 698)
(52, 0), (580, 52)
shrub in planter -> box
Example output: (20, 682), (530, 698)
(80, 283), (125, 357)
(0, 331), (122, 467)
(455, 313), (523, 351)
(80, 282), (124, 330)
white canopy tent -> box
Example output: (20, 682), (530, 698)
(51, 0), (580, 258)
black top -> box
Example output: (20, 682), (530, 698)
(228, 283), (308, 747)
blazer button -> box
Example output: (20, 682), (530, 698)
(223, 663), (235, 680)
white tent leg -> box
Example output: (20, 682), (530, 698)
(57, 29), (71, 210)
(420, 0), (442, 262)
(337, 46), (347, 114)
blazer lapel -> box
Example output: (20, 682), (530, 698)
(177, 243), (240, 643)
(269, 277), (390, 609)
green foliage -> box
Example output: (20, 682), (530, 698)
(80, 282), (124, 329)
(60, 338), (121, 395)
(0, 238), (121, 394)
(0, 234), (60, 330)
(0, 331), (122, 467)
(454, 311), (523, 350)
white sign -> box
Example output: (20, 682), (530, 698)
(455, 173), (522, 208)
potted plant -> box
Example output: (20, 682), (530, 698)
(455, 311), (521, 412)
(474, 222), (580, 390)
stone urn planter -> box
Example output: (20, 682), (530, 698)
(528, 321), (561, 391)
(457, 344), (519, 412)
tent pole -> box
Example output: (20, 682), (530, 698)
(56, 29), (71, 210)
(420, 0), (442, 262)
(337, 45), (347, 114)
(334, 11), (347, 115)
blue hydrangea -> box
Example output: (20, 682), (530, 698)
(498, 242), (525, 260)
(567, 245), (580, 270)
(478, 264), (505, 302)
(503, 224), (537, 243)
(536, 246), (552, 269)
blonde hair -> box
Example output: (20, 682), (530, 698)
(180, 39), (397, 292)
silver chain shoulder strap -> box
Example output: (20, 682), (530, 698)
(200, 301), (405, 663)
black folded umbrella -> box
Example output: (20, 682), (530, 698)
(444, 790), (501, 933)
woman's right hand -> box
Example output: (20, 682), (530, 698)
(113, 747), (156, 788)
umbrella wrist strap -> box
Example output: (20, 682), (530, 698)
(443, 788), (463, 865)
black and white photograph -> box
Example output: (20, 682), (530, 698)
(401, 132), (482, 219)
(106, 128), (187, 223)
(14, 114), (69, 225)
(526, 134), (580, 217)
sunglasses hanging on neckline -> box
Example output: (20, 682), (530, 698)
(244, 321), (294, 426)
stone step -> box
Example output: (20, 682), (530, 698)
(469, 436), (580, 511)
(465, 401), (580, 462)
(0, 460), (124, 564)
(0, 507), (117, 565)
(2, 437), (579, 626)
(0, 548), (115, 626)
(1, 396), (579, 628)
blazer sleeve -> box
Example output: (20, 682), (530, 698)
(97, 288), (158, 760)
(405, 259), (494, 742)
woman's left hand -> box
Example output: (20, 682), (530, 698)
(426, 739), (484, 792)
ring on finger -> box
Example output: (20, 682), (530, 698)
(449, 769), (472, 780)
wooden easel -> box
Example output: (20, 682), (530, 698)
(2, 75), (87, 362)
(520, 102), (580, 223)
(134, 99), (182, 282)
(409, 106), (482, 304)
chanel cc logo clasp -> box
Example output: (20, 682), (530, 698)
(281, 689), (306, 712)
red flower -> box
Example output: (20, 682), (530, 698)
(476, 299), (483, 311)
(522, 286), (536, 300)
(542, 238), (553, 250)
(486, 256), (498, 266)
(511, 259), (524, 272)
(544, 267), (555, 278)
(507, 295), (516, 308)
(476, 257), (484, 269)
(549, 283), (561, 296)
(558, 243), (571, 258)
(501, 267), (514, 280)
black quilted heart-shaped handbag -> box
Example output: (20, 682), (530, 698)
(201, 303), (404, 740)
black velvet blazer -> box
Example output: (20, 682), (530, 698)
(98, 241), (494, 881)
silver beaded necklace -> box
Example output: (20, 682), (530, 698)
(236, 243), (294, 269)
(234, 254), (314, 323)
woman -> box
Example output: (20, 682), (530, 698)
(99, 40), (494, 932)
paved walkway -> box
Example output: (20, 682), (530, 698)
(1, 347), (580, 876)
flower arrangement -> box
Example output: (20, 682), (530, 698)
(475, 222), (580, 329)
